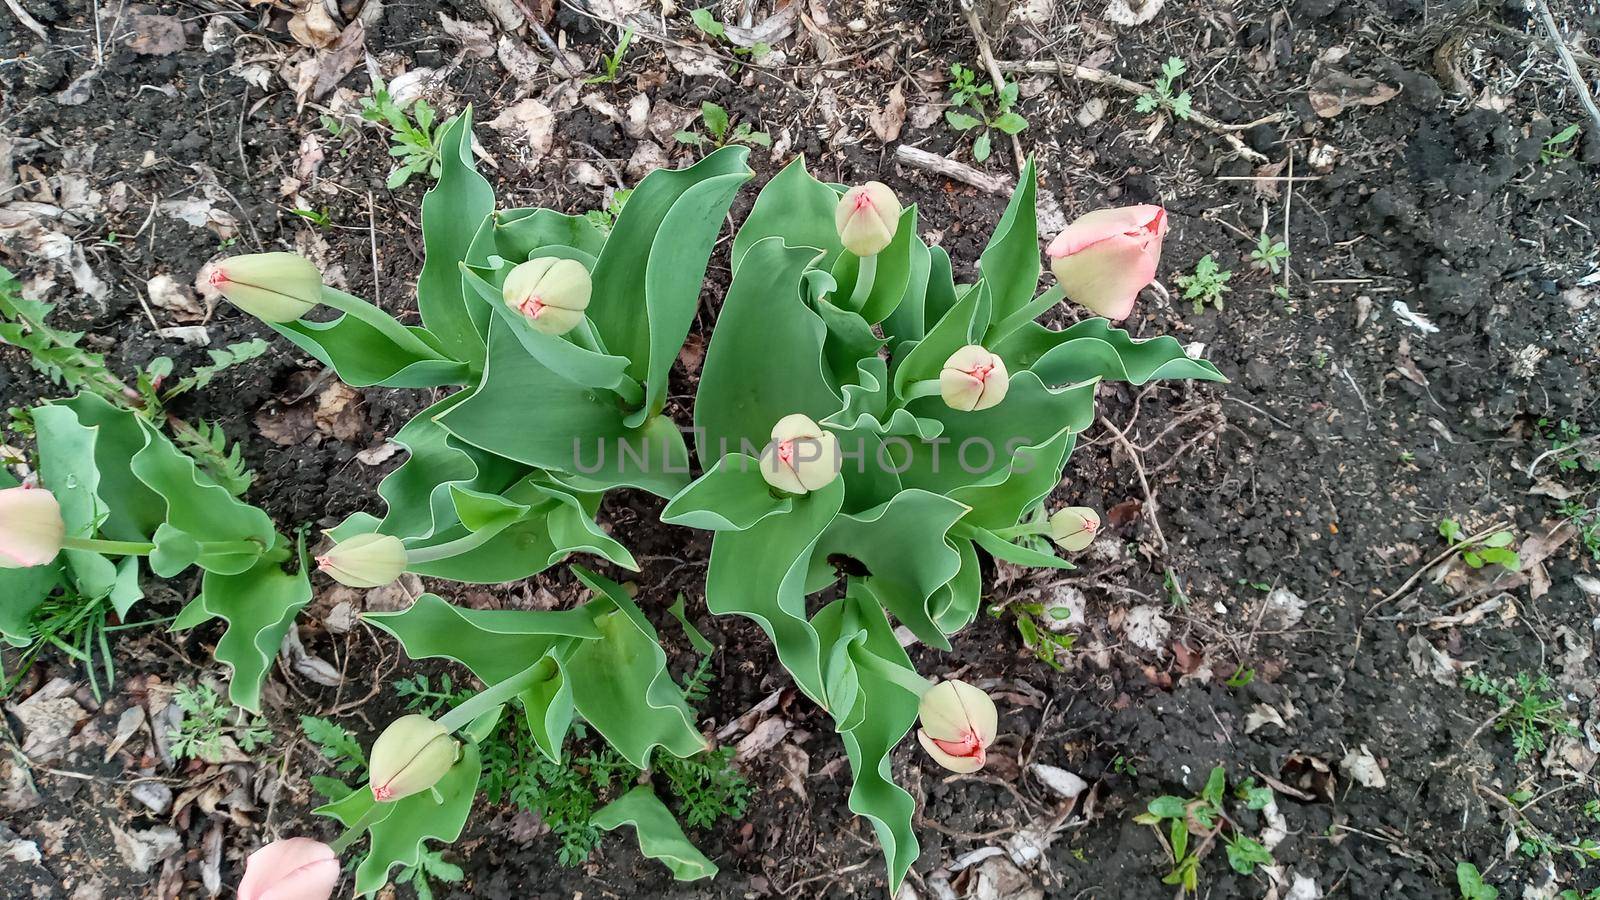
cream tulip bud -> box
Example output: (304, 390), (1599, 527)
(0, 485), (66, 569)
(206, 252), (324, 323)
(940, 345), (1009, 412)
(759, 414), (841, 495)
(1049, 507), (1100, 552)
(315, 533), (407, 589)
(369, 714), (458, 803)
(916, 680), (996, 774)
(502, 257), (592, 336)
(834, 182), (902, 256)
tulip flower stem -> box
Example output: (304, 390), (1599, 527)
(850, 652), (933, 699)
(901, 379), (943, 402)
(985, 285), (1065, 346)
(328, 805), (389, 854)
(60, 536), (157, 556)
(435, 660), (549, 733)
(403, 527), (507, 565)
(992, 523), (1053, 540)
(845, 254), (878, 312)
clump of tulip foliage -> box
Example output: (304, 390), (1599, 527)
(2, 108), (1224, 897)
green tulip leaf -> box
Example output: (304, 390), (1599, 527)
(129, 416), (276, 575)
(372, 393), (528, 542)
(1000, 317), (1228, 385)
(416, 107), (496, 365)
(976, 157), (1040, 326)
(274, 287), (471, 388)
(950, 429), (1076, 531)
(930, 537), (982, 634)
(661, 453), (793, 531)
(891, 283), (985, 398)
(959, 521), (1072, 569)
(0, 471), (61, 643)
(592, 785), (719, 881)
(491, 207), (607, 263)
(813, 294), (886, 395)
(730, 156), (844, 273)
(48, 394), (165, 539)
(31, 403), (132, 603)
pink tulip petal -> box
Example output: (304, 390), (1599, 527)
(1051, 231), (1160, 321)
(238, 838), (340, 900)
(1046, 205), (1166, 259)
(917, 729), (985, 773)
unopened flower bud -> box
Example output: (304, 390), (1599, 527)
(316, 533), (407, 589)
(759, 414), (841, 495)
(940, 345), (1009, 412)
(1049, 507), (1100, 552)
(1046, 206), (1168, 321)
(916, 680), (996, 774)
(237, 837), (340, 900)
(0, 485), (65, 569)
(206, 252), (324, 323)
(369, 714), (458, 803)
(834, 182), (902, 256)
(503, 257), (592, 336)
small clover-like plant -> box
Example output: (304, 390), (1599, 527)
(1456, 861), (1499, 900)
(1133, 766), (1275, 893)
(1438, 518), (1521, 571)
(585, 25), (635, 85)
(675, 101), (772, 150)
(943, 63), (1028, 164)
(1135, 57), (1194, 120)
(1176, 254), (1232, 313)
(360, 75), (446, 189)
(1249, 232), (1289, 275)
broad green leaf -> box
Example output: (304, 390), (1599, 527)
(959, 522), (1070, 569)
(972, 130), (992, 163)
(592, 786), (718, 881)
(365, 592), (600, 685)
(320, 742), (482, 896)
(693, 237), (838, 469)
(49, 394), (164, 539)
(372, 393), (528, 542)
(184, 539), (313, 712)
(891, 283), (984, 398)
(729, 156), (843, 273)
(878, 231), (933, 347)
(977, 157), (1039, 325)
(944, 110), (981, 131)
(992, 112), (1028, 135)
(129, 416), (276, 575)
(998, 318), (1227, 385)
(950, 429), (1075, 530)
(812, 294), (885, 395)
(516, 654), (575, 763)
(275, 288), (471, 388)
(0, 470), (59, 642)
(490, 207), (607, 262)
(417, 109), (496, 364)
(929, 537), (982, 633)
(586, 146), (751, 420)
(31, 403), (132, 601)
(662, 453), (793, 531)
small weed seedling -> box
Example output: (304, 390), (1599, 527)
(1175, 255), (1232, 314)
(1534, 418), (1599, 561)
(1249, 232), (1290, 275)
(675, 101), (771, 150)
(1559, 889), (1600, 900)
(1135, 57), (1194, 120)
(1463, 670), (1576, 760)
(586, 26), (636, 85)
(289, 206), (334, 228)
(1133, 766), (1274, 893)
(1541, 124), (1583, 164)
(1438, 518), (1521, 571)
(360, 76), (446, 189)
(169, 683), (272, 762)
(1111, 755), (1139, 776)
(689, 8), (769, 75)
(394, 848), (463, 900)
(583, 188), (634, 235)
(1537, 417), (1597, 474)
(1000, 601), (1077, 671)
(1455, 862), (1498, 900)
(943, 63), (1029, 164)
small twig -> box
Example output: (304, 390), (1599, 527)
(1365, 520), (1512, 616)
(959, 0), (1026, 173)
(1098, 414), (1167, 554)
(2, 0), (47, 40)
(1527, 432), (1600, 479)
(367, 191), (380, 309)
(894, 144), (1014, 193)
(1530, 0), (1600, 133)
(996, 59), (1273, 163)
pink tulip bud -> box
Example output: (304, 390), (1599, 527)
(1049, 507), (1100, 552)
(916, 680), (996, 774)
(316, 533), (408, 589)
(940, 345), (1009, 412)
(834, 182), (902, 256)
(1046, 206), (1168, 321)
(237, 837), (339, 900)
(502, 257), (592, 336)
(759, 414), (841, 495)
(0, 485), (66, 569)
(206, 252), (324, 323)
(369, 714), (458, 803)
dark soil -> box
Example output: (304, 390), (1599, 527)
(3, 0), (1599, 898)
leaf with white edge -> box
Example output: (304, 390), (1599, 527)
(592, 785), (718, 881)
(274, 287), (471, 388)
(182, 538), (312, 712)
(998, 317), (1226, 385)
(416, 108), (496, 364)
(662, 453), (793, 531)
(729, 157), (844, 274)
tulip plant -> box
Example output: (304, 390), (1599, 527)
(660, 158), (1223, 890)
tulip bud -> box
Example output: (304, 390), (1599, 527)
(369, 714), (458, 803)
(1049, 507), (1100, 552)
(315, 533), (407, 589)
(237, 837), (340, 900)
(0, 485), (66, 569)
(915, 680), (996, 774)
(835, 182), (902, 256)
(503, 257), (592, 336)
(1046, 205), (1168, 321)
(940, 345), (1009, 412)
(759, 414), (841, 495)
(207, 252), (324, 323)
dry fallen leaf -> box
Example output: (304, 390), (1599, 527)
(125, 14), (186, 55)
(439, 14), (496, 59)
(288, 1), (342, 49)
(1339, 745), (1386, 789)
(1121, 606), (1171, 653)
(869, 83), (907, 143)
(1309, 71), (1401, 118)
(146, 274), (206, 322)
(314, 381), (367, 443)
(488, 99), (556, 163)
(1103, 0), (1164, 25)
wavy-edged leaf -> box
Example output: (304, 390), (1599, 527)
(417, 108), (496, 364)
(31, 403), (133, 602)
(365, 592), (599, 684)
(999, 317), (1227, 385)
(491, 207), (607, 262)
(976, 157), (1039, 326)
(949, 429), (1075, 531)
(592, 785), (718, 881)
(662, 453), (793, 531)
(274, 288), (471, 388)
(930, 537), (982, 634)
(959, 522), (1071, 569)
(729, 156), (842, 273)
(181, 538), (312, 712)
(129, 417), (276, 575)
(0, 470), (60, 642)
(372, 393), (528, 541)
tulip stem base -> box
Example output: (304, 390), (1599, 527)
(845, 253), (878, 312)
(61, 536), (157, 556)
(991, 522), (1052, 540)
(901, 379), (942, 402)
(329, 803), (390, 855)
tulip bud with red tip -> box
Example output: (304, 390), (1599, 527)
(237, 837), (339, 900)
(835, 182), (902, 256)
(940, 345), (1009, 412)
(759, 414), (841, 495)
(0, 485), (66, 569)
(502, 257), (592, 336)
(316, 533), (407, 589)
(207, 252), (324, 323)
(1049, 507), (1100, 552)
(369, 714), (458, 803)
(1046, 206), (1168, 321)
(916, 680), (996, 774)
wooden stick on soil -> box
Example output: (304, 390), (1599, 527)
(958, 0), (1027, 173)
(1530, 0), (1600, 133)
(894, 145), (1014, 193)
(997, 60), (1274, 164)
